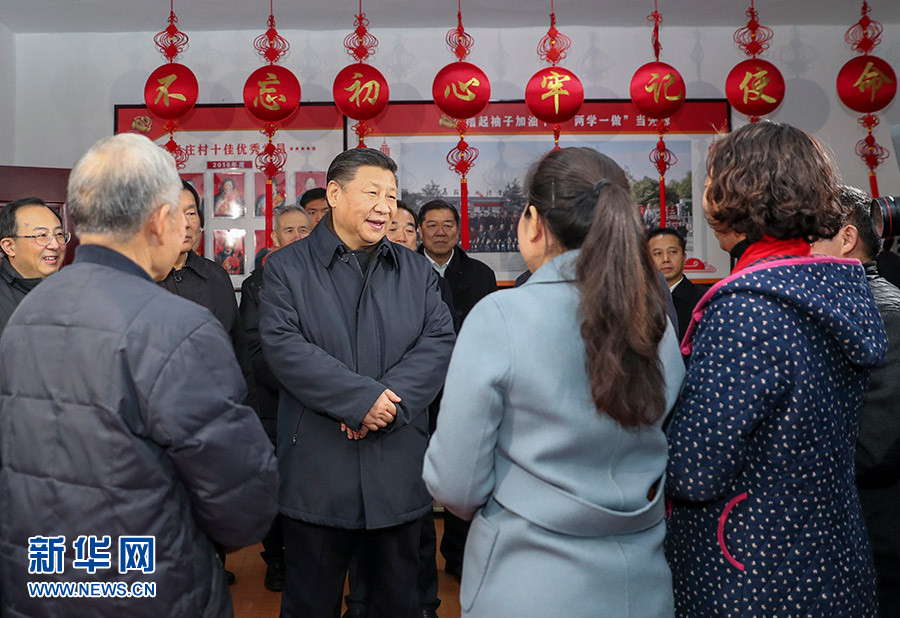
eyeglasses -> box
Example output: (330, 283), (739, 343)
(13, 231), (72, 246)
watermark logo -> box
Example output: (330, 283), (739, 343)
(118, 536), (155, 575)
(27, 536), (66, 575)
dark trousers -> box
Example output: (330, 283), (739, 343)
(281, 517), (421, 618)
(260, 513), (284, 565)
(345, 511), (440, 611)
(439, 512), (470, 571)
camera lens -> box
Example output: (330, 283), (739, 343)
(872, 196), (900, 239)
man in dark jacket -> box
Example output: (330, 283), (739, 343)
(0, 133), (278, 618)
(416, 199), (497, 580)
(239, 203), (311, 592)
(0, 197), (68, 334)
(259, 148), (455, 617)
(647, 227), (707, 344)
(812, 185), (900, 617)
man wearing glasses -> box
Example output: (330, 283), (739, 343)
(0, 197), (68, 334)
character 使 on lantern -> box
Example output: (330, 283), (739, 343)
(725, 59), (785, 119)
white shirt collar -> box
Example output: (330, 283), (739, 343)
(423, 248), (454, 277)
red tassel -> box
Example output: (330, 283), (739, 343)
(460, 178), (470, 250)
(870, 172), (880, 199)
(265, 179), (274, 248)
(659, 176), (667, 227)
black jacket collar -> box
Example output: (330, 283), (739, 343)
(310, 212), (397, 269)
(0, 257), (42, 292)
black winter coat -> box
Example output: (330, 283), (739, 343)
(419, 246), (497, 328)
(0, 245), (278, 618)
(260, 221), (455, 529)
(0, 258), (41, 336)
(240, 266), (278, 441)
(857, 261), (900, 616)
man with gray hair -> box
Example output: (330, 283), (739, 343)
(0, 133), (278, 618)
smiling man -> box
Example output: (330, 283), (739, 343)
(0, 197), (68, 334)
(259, 148), (455, 617)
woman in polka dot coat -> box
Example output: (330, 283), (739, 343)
(665, 122), (888, 617)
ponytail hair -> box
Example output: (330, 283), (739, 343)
(525, 147), (667, 427)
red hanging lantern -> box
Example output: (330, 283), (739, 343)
(431, 2), (491, 251)
(836, 1), (896, 197)
(725, 1), (784, 122)
(333, 63), (390, 121)
(243, 65), (301, 124)
(629, 61), (685, 120)
(144, 63), (199, 120)
(432, 62), (490, 120)
(726, 59), (785, 120)
(525, 66), (585, 125)
(629, 0), (684, 227)
(143, 1), (195, 169)
(243, 1), (297, 248)
(836, 55), (896, 114)
(524, 1), (583, 149)
(335, 1), (388, 147)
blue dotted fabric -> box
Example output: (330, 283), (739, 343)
(665, 257), (888, 617)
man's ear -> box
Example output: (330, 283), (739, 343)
(0, 238), (15, 258)
(840, 224), (861, 258)
(326, 180), (341, 211)
(270, 229), (279, 249)
(147, 204), (173, 244)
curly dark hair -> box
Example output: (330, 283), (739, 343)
(704, 122), (842, 244)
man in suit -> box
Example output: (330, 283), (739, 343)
(647, 227), (706, 343)
(417, 199), (497, 579)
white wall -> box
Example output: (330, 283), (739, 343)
(0, 22), (15, 165)
(12, 23), (900, 195)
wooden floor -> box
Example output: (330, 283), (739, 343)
(230, 516), (462, 618)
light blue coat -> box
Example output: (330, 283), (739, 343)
(424, 250), (685, 617)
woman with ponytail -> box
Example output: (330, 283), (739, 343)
(424, 147), (685, 616)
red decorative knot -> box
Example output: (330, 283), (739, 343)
(537, 12), (572, 66)
(352, 121), (373, 148)
(254, 14), (290, 65)
(255, 141), (287, 179)
(647, 7), (663, 62)
(734, 4), (773, 58)
(447, 137), (479, 177)
(845, 1), (883, 56)
(344, 11), (379, 62)
(154, 11), (189, 62)
(446, 11), (474, 61)
(651, 138), (678, 177)
(163, 137), (189, 170)
(856, 134), (890, 171)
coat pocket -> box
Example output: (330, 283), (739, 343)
(459, 511), (500, 612)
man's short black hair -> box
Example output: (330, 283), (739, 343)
(299, 187), (327, 208)
(180, 179), (204, 228)
(838, 185), (882, 261)
(326, 148), (397, 187)
(396, 200), (418, 227)
(418, 199), (460, 226)
(646, 226), (686, 252)
(0, 198), (57, 257)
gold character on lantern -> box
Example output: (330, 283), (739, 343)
(254, 73), (287, 112)
(853, 61), (895, 103)
(444, 77), (481, 102)
(738, 69), (777, 105)
(645, 73), (683, 104)
(345, 72), (381, 107)
(154, 74), (188, 107)
(541, 71), (571, 114)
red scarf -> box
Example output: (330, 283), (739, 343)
(733, 236), (811, 273)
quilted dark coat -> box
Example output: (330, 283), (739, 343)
(666, 255), (887, 617)
(0, 245), (278, 618)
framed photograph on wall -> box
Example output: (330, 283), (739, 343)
(364, 100), (730, 284)
(115, 103), (345, 288)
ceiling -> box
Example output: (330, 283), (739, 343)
(1, 0), (898, 34)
